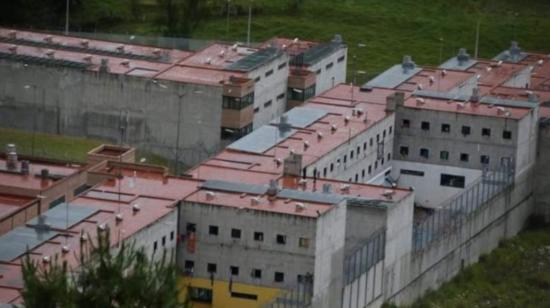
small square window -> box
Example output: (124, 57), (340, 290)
(274, 272), (285, 282)
(383, 130), (387, 138)
(461, 126), (471, 136)
(153, 241), (158, 252)
(207, 263), (217, 273)
(276, 234), (287, 245)
(503, 130), (512, 139)
(369, 138), (373, 146)
(162, 236), (166, 246)
(421, 121), (430, 130)
(440, 151), (449, 160)
(184, 260), (194, 271)
(374, 161), (378, 169)
(252, 269), (262, 279)
(209, 225), (219, 236)
(402, 119), (410, 128)
(400, 146), (409, 156)
(299, 237), (309, 248)
(420, 148), (429, 159)
(186, 223), (196, 233)
(460, 153), (469, 162)
(376, 134), (380, 142)
(482, 128), (491, 137)
(254, 231), (264, 241)
(441, 124), (450, 133)
(481, 155), (490, 164)
(231, 228), (241, 239)
(230, 266), (239, 276)
(368, 165), (372, 174)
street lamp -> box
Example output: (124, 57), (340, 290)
(23, 84), (38, 156)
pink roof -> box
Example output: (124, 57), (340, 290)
(0, 158), (82, 191)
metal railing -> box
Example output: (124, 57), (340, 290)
(264, 279), (314, 308)
(413, 160), (515, 251)
(343, 227), (386, 285)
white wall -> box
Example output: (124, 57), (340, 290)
(309, 47), (348, 95)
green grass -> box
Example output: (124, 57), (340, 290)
(0, 128), (170, 168)
(90, 0), (550, 79)
(405, 224), (550, 308)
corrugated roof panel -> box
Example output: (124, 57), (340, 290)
(278, 189), (345, 204)
(201, 180), (267, 195)
(225, 47), (282, 72)
(27, 203), (98, 229)
(364, 64), (421, 89)
(439, 57), (477, 71)
(271, 107), (328, 128)
(0, 227), (58, 262)
(227, 125), (295, 154)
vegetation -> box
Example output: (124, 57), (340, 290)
(0, 127), (168, 167)
(21, 228), (187, 308)
(397, 223), (550, 308)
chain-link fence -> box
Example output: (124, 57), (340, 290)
(413, 160), (515, 251)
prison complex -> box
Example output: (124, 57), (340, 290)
(0, 28), (347, 166)
(0, 35), (550, 308)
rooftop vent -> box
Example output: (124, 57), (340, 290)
(42, 256), (51, 264)
(382, 189), (395, 199)
(61, 245), (70, 254)
(331, 124), (337, 133)
(121, 60), (130, 67)
(132, 203), (141, 212)
(295, 203), (306, 212)
(415, 98), (425, 106)
(538, 59), (544, 66)
(441, 69), (447, 77)
(344, 116), (350, 125)
(8, 30), (17, 39)
(417, 83), (423, 90)
(83, 55), (93, 63)
(274, 158), (282, 167)
(278, 114), (291, 134)
(115, 213), (124, 224)
(471, 87), (480, 103)
(116, 44), (125, 52)
(20, 160), (30, 175)
(205, 57), (212, 64)
(457, 48), (470, 65)
(99, 58), (110, 73)
(267, 179), (278, 197)
(40, 168), (50, 179)
(219, 50), (225, 58)
(299, 178), (308, 189)
(45, 50), (55, 58)
(457, 102), (465, 110)
(340, 184), (351, 193)
(251, 196), (261, 206)
(8, 45), (17, 54)
(317, 131), (324, 140)
(153, 48), (161, 56)
(205, 191), (216, 200)
(97, 223), (107, 232)
(402, 55), (416, 74)
(44, 35), (53, 43)
(80, 233), (88, 243)
(496, 106), (506, 115)
(428, 76), (435, 85)
(509, 41), (521, 60)
(231, 43), (238, 51)
(303, 141), (310, 150)
(80, 39), (89, 48)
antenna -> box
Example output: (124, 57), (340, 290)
(474, 19), (481, 59)
(246, 0), (253, 46)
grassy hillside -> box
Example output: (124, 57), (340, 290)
(403, 224), (550, 308)
(106, 0), (550, 80)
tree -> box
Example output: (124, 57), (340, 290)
(21, 228), (187, 308)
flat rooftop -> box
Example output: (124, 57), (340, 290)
(0, 193), (35, 221)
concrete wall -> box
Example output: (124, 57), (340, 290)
(248, 54), (290, 128)
(309, 47), (348, 95)
(178, 201), (316, 289)
(0, 60), (222, 166)
(534, 122), (550, 222)
(384, 167), (534, 306)
(391, 160), (482, 208)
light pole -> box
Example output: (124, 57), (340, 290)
(65, 0), (70, 35)
(23, 84), (38, 156)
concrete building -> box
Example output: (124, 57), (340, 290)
(0, 28), (347, 167)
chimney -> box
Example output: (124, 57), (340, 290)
(457, 48), (470, 66)
(278, 114), (291, 134)
(385, 93), (397, 112)
(6, 151), (18, 171)
(402, 55), (416, 74)
(20, 160), (30, 175)
(283, 153), (303, 177)
(41, 168), (50, 179)
(471, 87), (480, 104)
(510, 41), (521, 60)
(99, 58), (110, 73)
(266, 179), (279, 197)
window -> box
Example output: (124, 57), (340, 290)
(381, 158), (385, 165)
(482, 128), (491, 137)
(344, 155), (347, 164)
(230, 266), (239, 276)
(209, 225), (219, 236)
(254, 231), (264, 241)
(357, 146), (361, 155)
(330, 163), (334, 172)
(441, 124), (450, 133)
(287, 85), (315, 101)
(400, 146), (409, 156)
(278, 62), (287, 70)
(368, 165), (372, 174)
(402, 119), (410, 128)
(420, 148), (429, 159)
(254, 76), (261, 82)
(376, 134), (380, 142)
(276, 93), (285, 100)
(253, 107), (259, 113)
(276, 234), (286, 245)
(207, 263), (217, 273)
(350, 150), (354, 159)
(316, 69), (321, 75)
(374, 161), (378, 169)
(421, 121), (430, 130)
(274, 272), (285, 283)
(355, 174), (359, 182)
(440, 174), (466, 188)
(170, 231), (174, 241)
(186, 223), (196, 233)
(162, 236), (166, 246)
(231, 228), (241, 239)
(503, 130), (512, 139)
(440, 151), (449, 160)
(387, 153), (391, 161)
(264, 100), (272, 108)
(370, 138), (373, 146)
(222, 92), (254, 110)
(323, 167), (327, 177)
(460, 153), (469, 162)
(184, 260), (194, 271)
(73, 184), (91, 196)
(389, 126), (393, 134)
(361, 169), (365, 178)
(231, 292), (258, 300)
(153, 241), (158, 252)
(189, 287), (213, 303)
(49, 196), (65, 209)
(461, 126), (471, 136)
(299, 237), (309, 248)
(265, 69), (274, 77)
(326, 62), (334, 69)
(337, 55), (346, 63)
(383, 129), (386, 138)
(252, 269), (262, 279)
(401, 169), (425, 176)
(481, 155), (490, 164)
(363, 142), (367, 151)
